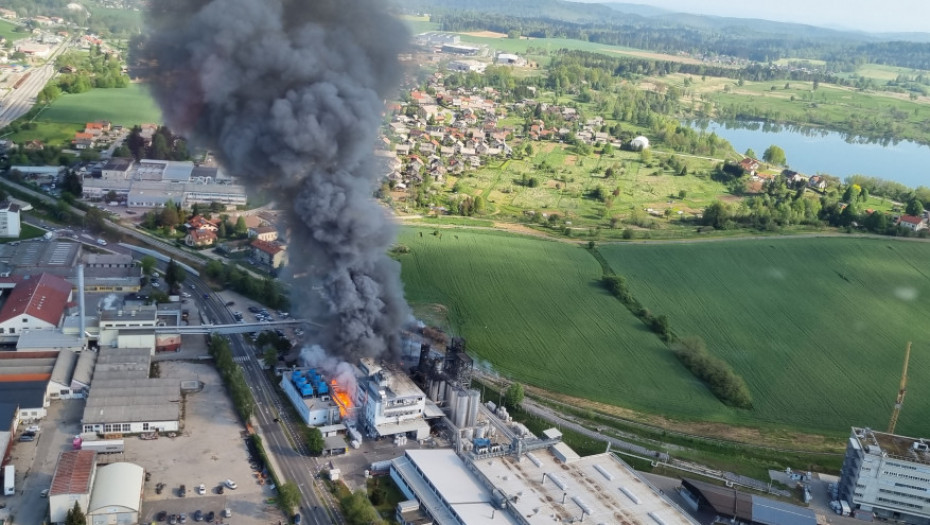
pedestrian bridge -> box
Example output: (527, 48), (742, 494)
(147, 320), (308, 335)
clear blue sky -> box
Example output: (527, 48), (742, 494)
(578, 0), (930, 33)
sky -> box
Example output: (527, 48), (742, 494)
(576, 0), (930, 34)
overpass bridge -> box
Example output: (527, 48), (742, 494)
(143, 320), (312, 335)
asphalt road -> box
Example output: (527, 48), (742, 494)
(191, 278), (341, 524)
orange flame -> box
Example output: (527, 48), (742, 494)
(331, 379), (353, 418)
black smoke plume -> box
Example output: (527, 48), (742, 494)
(141, 0), (411, 359)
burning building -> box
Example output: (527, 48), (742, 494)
(280, 368), (344, 426)
(356, 358), (431, 441)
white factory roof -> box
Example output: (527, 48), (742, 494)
(87, 462), (143, 513)
(375, 419), (430, 438)
(474, 449), (697, 525)
(396, 449), (520, 525)
(17, 331), (85, 352)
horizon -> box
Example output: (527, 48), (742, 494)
(571, 0), (930, 34)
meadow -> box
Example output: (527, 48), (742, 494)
(600, 237), (930, 436)
(0, 19), (28, 43)
(35, 84), (161, 127)
(395, 227), (728, 418)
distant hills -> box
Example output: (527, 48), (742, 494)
(399, 0), (930, 68)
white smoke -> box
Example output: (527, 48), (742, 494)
(299, 344), (358, 397)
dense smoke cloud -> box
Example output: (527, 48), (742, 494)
(141, 0), (411, 359)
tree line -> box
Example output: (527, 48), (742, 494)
(600, 267), (752, 408)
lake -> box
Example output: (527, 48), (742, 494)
(687, 120), (930, 189)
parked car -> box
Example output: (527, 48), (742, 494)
(169, 514), (178, 525)
(248, 306), (261, 313)
(156, 511), (167, 522)
(40, 489), (49, 498)
(193, 510), (203, 522)
(19, 434), (34, 442)
(205, 511), (215, 523)
(225, 301), (235, 306)
(178, 513), (187, 524)
(196, 483), (205, 495)
(222, 509), (231, 518)
(179, 484), (186, 497)
(293, 513), (301, 525)
(224, 479), (237, 490)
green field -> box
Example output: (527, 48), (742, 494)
(600, 237), (930, 435)
(0, 19), (28, 43)
(36, 84), (161, 126)
(396, 227), (728, 419)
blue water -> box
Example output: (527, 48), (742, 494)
(687, 120), (930, 189)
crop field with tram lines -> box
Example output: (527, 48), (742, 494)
(398, 227), (930, 437)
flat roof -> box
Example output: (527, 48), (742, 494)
(398, 449), (519, 525)
(324, 436), (347, 451)
(0, 381), (47, 408)
(474, 450), (697, 525)
(376, 419), (430, 438)
(17, 331), (84, 351)
(50, 450), (97, 496)
(852, 426), (930, 464)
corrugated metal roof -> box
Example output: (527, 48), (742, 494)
(88, 462), (143, 513)
(50, 450), (96, 496)
(50, 349), (79, 386)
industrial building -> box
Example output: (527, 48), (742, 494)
(81, 347), (181, 435)
(49, 450), (97, 524)
(86, 462), (144, 525)
(83, 159), (247, 208)
(390, 443), (698, 525)
(280, 368), (343, 426)
(357, 358), (431, 441)
(839, 426), (930, 524)
(0, 273), (74, 342)
(679, 478), (816, 525)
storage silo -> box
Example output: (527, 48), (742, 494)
(466, 389), (480, 427)
(455, 389), (469, 428)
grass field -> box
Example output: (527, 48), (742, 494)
(35, 84), (161, 126)
(0, 19), (28, 43)
(396, 227), (729, 420)
(599, 237), (930, 436)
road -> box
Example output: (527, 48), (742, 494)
(0, 38), (72, 129)
(191, 278), (340, 524)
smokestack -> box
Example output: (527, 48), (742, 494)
(77, 264), (86, 342)
(142, 0), (411, 361)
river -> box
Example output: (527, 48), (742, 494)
(687, 120), (930, 189)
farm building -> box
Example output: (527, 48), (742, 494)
(680, 478), (816, 525)
(86, 462), (144, 525)
(839, 427), (930, 524)
(49, 450), (97, 524)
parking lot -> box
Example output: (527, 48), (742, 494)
(137, 360), (281, 525)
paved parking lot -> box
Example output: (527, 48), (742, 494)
(137, 360), (282, 525)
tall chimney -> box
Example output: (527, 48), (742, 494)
(77, 264), (86, 343)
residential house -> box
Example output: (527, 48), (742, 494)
(739, 158), (760, 176)
(897, 215), (926, 231)
(184, 229), (217, 247)
(251, 240), (288, 269)
(0, 200), (21, 238)
(186, 215), (219, 232)
(248, 226), (278, 242)
(807, 175), (827, 191)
